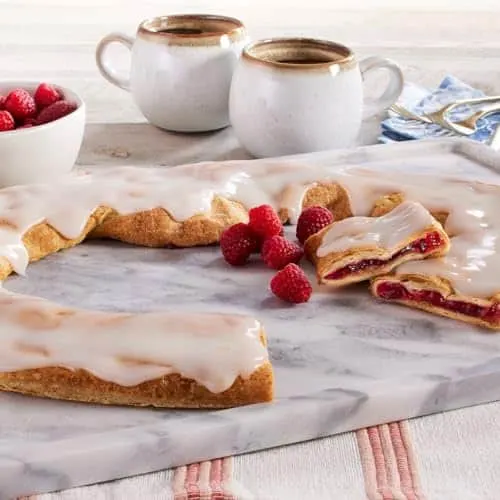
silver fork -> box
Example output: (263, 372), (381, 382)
(448, 102), (500, 135)
(388, 105), (456, 138)
(390, 100), (500, 136)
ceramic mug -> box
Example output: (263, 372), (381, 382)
(229, 38), (404, 157)
(96, 14), (248, 132)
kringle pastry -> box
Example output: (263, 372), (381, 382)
(0, 160), (499, 409)
(371, 275), (500, 331)
(305, 201), (450, 287)
(367, 184), (500, 331)
(0, 288), (273, 408)
(0, 163), (352, 281)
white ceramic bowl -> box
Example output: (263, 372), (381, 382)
(0, 81), (85, 187)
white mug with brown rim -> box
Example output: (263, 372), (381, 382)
(229, 38), (404, 157)
(96, 14), (248, 132)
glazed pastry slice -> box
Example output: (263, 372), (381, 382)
(305, 201), (450, 287)
(0, 289), (274, 408)
(371, 275), (500, 331)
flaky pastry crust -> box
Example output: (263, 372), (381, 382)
(305, 223), (450, 287)
(0, 166), (499, 410)
(371, 275), (500, 331)
(0, 194), (280, 408)
(0, 179), (350, 408)
(0, 362), (274, 409)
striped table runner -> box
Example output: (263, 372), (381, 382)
(21, 402), (500, 499)
(168, 422), (422, 500)
(356, 422), (423, 500)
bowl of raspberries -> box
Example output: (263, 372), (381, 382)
(0, 81), (85, 186)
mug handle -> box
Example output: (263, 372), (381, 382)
(359, 56), (404, 119)
(95, 33), (135, 91)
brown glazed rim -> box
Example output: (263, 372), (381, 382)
(242, 38), (356, 70)
(137, 14), (246, 46)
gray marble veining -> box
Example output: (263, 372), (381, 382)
(1, 139), (500, 497)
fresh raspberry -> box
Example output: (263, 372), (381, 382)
(270, 263), (313, 304)
(261, 235), (304, 270)
(0, 110), (15, 131)
(34, 83), (61, 109)
(36, 100), (77, 125)
(5, 88), (37, 121)
(296, 206), (334, 244)
(0, 96), (6, 110)
(220, 223), (258, 266)
(248, 204), (283, 241)
(18, 117), (37, 129)
(21, 118), (37, 127)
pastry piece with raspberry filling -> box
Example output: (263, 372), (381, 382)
(305, 201), (450, 287)
(371, 276), (500, 331)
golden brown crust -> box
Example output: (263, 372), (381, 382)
(370, 193), (449, 228)
(89, 197), (249, 248)
(353, 194), (500, 328)
(0, 181), (349, 408)
(0, 194), (278, 407)
(304, 209), (450, 287)
(0, 197), (250, 281)
(301, 182), (353, 220)
(0, 175), (497, 409)
(277, 182), (352, 224)
(371, 275), (500, 331)
(0, 300), (274, 408)
(0, 183), (350, 281)
(0, 362), (274, 408)
(0, 206), (111, 281)
(304, 224), (336, 269)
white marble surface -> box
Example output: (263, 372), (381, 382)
(1, 139), (500, 497)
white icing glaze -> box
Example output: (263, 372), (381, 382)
(335, 172), (500, 298)
(316, 201), (438, 257)
(0, 288), (267, 393)
(0, 160), (497, 306)
(0, 162), (327, 276)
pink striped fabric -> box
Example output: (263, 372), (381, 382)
(18, 420), (426, 499)
(356, 421), (425, 500)
(172, 457), (235, 500)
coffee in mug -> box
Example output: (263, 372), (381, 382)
(96, 14), (248, 132)
(229, 38), (404, 157)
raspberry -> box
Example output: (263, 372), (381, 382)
(261, 235), (304, 270)
(220, 223), (258, 266)
(36, 100), (77, 125)
(296, 206), (334, 244)
(5, 88), (36, 121)
(34, 83), (61, 109)
(248, 204), (283, 240)
(0, 110), (15, 132)
(270, 263), (313, 304)
(22, 118), (37, 127)
(0, 96), (6, 110)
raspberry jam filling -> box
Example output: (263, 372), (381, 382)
(325, 231), (443, 281)
(375, 281), (500, 324)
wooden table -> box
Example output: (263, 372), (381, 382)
(3, 1), (500, 498)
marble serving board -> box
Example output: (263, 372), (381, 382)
(2, 138), (500, 498)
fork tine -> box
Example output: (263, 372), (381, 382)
(389, 104), (433, 124)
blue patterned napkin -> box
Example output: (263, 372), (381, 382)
(379, 75), (500, 144)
